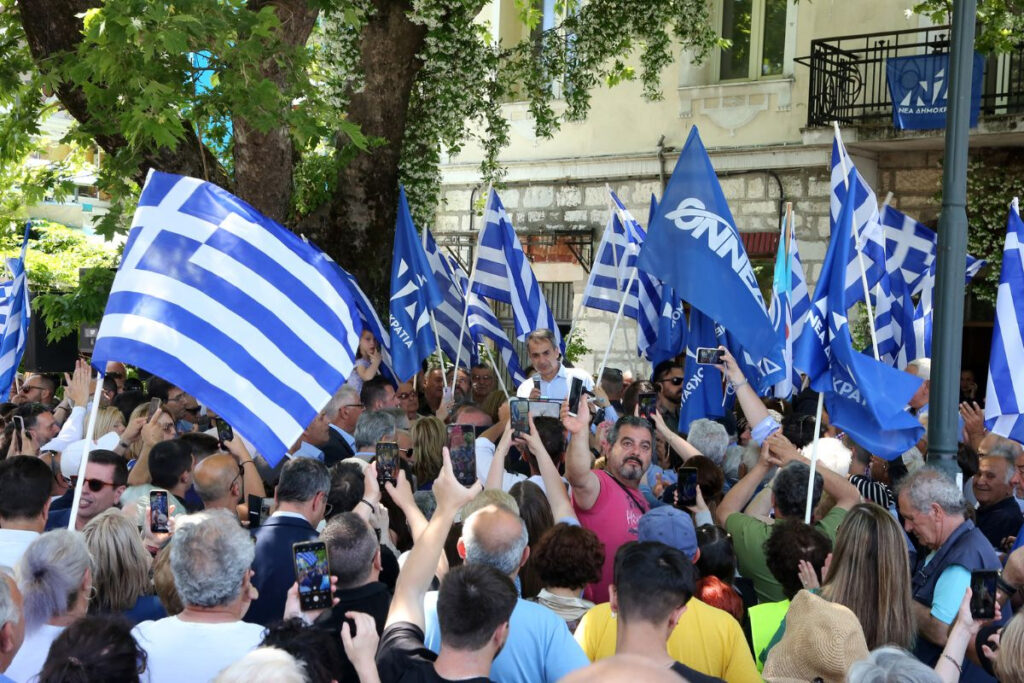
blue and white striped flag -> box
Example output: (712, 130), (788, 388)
(91, 171), (362, 466)
(423, 228), (478, 368)
(451, 258), (527, 385)
(473, 189), (563, 350)
(0, 223), (31, 398)
(768, 213), (810, 398)
(984, 198), (1024, 441)
(330, 261), (396, 382)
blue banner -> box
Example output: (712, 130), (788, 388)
(886, 52), (985, 130)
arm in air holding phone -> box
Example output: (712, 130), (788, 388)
(485, 421), (516, 491)
(127, 408), (170, 486)
(385, 469), (450, 581)
(934, 588), (1001, 682)
(523, 414), (576, 523)
(650, 410), (702, 462)
(717, 347), (778, 445)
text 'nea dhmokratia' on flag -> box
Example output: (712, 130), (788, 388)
(637, 126), (784, 391)
(389, 186), (445, 382)
(794, 189), (924, 460)
(984, 198), (1024, 442)
(91, 171), (362, 467)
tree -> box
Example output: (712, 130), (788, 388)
(2, 0), (719, 305)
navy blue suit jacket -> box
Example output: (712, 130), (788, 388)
(244, 514), (319, 626)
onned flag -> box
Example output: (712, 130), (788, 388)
(679, 308), (725, 434)
(984, 199), (1024, 442)
(91, 171), (361, 466)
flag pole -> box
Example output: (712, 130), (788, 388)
(67, 371), (106, 530)
(420, 227), (449, 389)
(833, 121), (881, 362)
(804, 391), (825, 524)
(484, 345), (510, 399)
(566, 212), (615, 348)
(452, 187), (490, 376)
(596, 268), (639, 383)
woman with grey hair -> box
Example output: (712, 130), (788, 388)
(8, 529), (93, 682)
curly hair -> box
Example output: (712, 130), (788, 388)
(39, 615), (147, 683)
(531, 523), (604, 591)
(763, 520), (831, 600)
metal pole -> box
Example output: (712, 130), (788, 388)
(67, 374), (106, 529)
(929, 0), (977, 478)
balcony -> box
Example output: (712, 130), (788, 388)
(795, 25), (1024, 129)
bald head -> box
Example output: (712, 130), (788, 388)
(193, 454), (241, 508)
(459, 504), (529, 577)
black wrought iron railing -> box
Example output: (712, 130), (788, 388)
(795, 25), (1024, 127)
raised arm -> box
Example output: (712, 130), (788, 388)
(485, 421), (515, 491)
(766, 432), (861, 510)
(385, 448), (481, 630)
(651, 410), (701, 460)
(717, 347), (773, 440)
(560, 396), (601, 511)
(715, 440), (777, 525)
(522, 414), (575, 523)
(126, 409), (166, 486)
(225, 433), (265, 500)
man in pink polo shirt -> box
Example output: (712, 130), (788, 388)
(563, 397), (652, 603)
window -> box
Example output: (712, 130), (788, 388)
(718, 0), (788, 81)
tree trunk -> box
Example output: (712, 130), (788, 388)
(311, 0), (428, 305)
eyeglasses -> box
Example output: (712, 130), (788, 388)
(166, 394), (186, 403)
(84, 478), (118, 492)
(396, 392), (415, 401)
(20, 385), (46, 393)
(342, 403), (365, 410)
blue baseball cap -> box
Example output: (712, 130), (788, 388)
(637, 506), (698, 561)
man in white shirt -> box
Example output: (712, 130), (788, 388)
(132, 510), (265, 683)
(516, 329), (593, 400)
(0, 457), (51, 568)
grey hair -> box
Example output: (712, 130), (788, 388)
(847, 646), (941, 683)
(773, 462), (823, 519)
(326, 385), (360, 420)
(607, 415), (655, 447)
(276, 457), (330, 504)
(988, 440), (1024, 459)
(0, 573), (20, 631)
(722, 444), (744, 481)
(980, 451), (1016, 485)
(525, 328), (558, 351)
(907, 358), (931, 381)
(169, 510), (255, 608)
(354, 410), (396, 450)
(383, 407), (410, 431)
(686, 419), (730, 465)
(462, 507), (529, 576)
(896, 468), (966, 516)
(321, 512), (378, 589)
(16, 529), (93, 632)
(213, 647), (307, 683)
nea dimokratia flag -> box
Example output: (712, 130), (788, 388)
(984, 199), (1024, 442)
(92, 171), (361, 466)
(794, 188), (924, 459)
(638, 126), (784, 393)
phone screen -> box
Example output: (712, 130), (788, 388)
(147, 397), (162, 419)
(293, 541), (332, 611)
(217, 419), (234, 445)
(259, 498), (274, 526)
(639, 393), (658, 421)
(696, 347), (724, 365)
(247, 494), (263, 529)
(150, 490), (169, 533)
(447, 424), (477, 487)
(376, 442), (399, 487)
(532, 376), (541, 391)
(676, 468), (698, 509)
(510, 398), (530, 435)
(567, 377), (584, 417)
(970, 570), (997, 619)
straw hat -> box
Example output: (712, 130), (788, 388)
(762, 590), (870, 683)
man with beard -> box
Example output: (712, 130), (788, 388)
(563, 397), (652, 603)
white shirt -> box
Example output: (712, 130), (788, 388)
(40, 406), (85, 452)
(7, 623), (63, 682)
(0, 529), (39, 571)
(515, 364), (594, 400)
(132, 616), (265, 683)
(474, 437), (563, 494)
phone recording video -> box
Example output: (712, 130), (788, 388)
(675, 467), (699, 509)
(376, 442), (399, 487)
(447, 424), (477, 487)
(696, 347), (724, 366)
(510, 398), (530, 435)
(970, 570), (997, 620)
(293, 541), (332, 611)
(147, 397), (162, 419)
(149, 490), (170, 534)
(639, 392), (658, 424)
(567, 377), (584, 417)
(217, 419), (234, 446)
(247, 494), (263, 529)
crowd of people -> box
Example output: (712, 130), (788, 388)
(0, 328), (1022, 682)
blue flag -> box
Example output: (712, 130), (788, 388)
(984, 199), (1024, 441)
(679, 308), (725, 434)
(0, 223), (31, 399)
(638, 126), (782, 367)
(389, 187), (444, 382)
(797, 189), (925, 459)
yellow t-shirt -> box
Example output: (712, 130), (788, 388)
(573, 598), (761, 683)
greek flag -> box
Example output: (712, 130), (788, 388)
(91, 171), (361, 466)
(473, 189), (562, 350)
(984, 199), (1024, 441)
(768, 213), (811, 398)
(389, 187), (445, 382)
(0, 223), (31, 398)
(330, 261), (396, 382)
(423, 228), (477, 368)
(450, 258), (527, 385)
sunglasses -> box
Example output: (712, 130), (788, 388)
(183, 406), (201, 414)
(84, 478), (118, 492)
(662, 377), (684, 386)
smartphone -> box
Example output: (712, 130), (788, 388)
(376, 442), (399, 487)
(247, 494), (263, 529)
(639, 392), (658, 422)
(149, 490), (170, 533)
(696, 347), (724, 365)
(532, 375), (541, 392)
(568, 377), (584, 417)
(442, 386), (454, 404)
(12, 415), (24, 434)
(510, 398), (530, 435)
(217, 419), (234, 445)
(676, 467), (699, 509)
(147, 397), (162, 419)
(970, 570), (998, 620)
(260, 497), (273, 526)
(447, 424), (477, 487)
(292, 540), (332, 611)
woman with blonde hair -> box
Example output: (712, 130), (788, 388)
(411, 416), (445, 489)
(82, 508), (165, 624)
(811, 502), (916, 650)
(93, 406), (126, 439)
